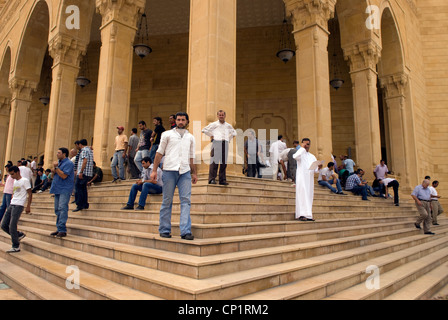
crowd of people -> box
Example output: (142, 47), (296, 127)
(0, 110), (444, 252)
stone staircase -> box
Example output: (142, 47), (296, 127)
(0, 173), (447, 300)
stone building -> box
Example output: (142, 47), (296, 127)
(0, 0), (446, 205)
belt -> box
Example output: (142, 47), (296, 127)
(418, 199), (431, 202)
(115, 149), (125, 152)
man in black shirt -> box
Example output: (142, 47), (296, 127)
(134, 121), (153, 173)
(149, 117), (166, 163)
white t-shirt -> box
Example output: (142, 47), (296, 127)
(382, 178), (395, 187)
(318, 167), (334, 181)
(11, 178), (31, 206)
(429, 186), (439, 200)
(19, 166), (33, 182)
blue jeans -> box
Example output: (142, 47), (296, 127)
(111, 150), (126, 180)
(159, 171), (192, 237)
(0, 193), (12, 222)
(149, 144), (159, 163)
(350, 185), (368, 200)
(318, 179), (342, 194)
(134, 149), (151, 172)
(54, 193), (71, 233)
(127, 183), (162, 208)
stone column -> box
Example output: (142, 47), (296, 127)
(0, 97), (10, 169)
(187, 0), (237, 172)
(343, 40), (382, 178)
(93, 0), (145, 169)
(285, 0), (336, 162)
(5, 79), (37, 164)
(380, 72), (414, 189)
(44, 33), (87, 166)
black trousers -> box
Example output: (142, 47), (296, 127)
(388, 180), (400, 204)
(209, 140), (229, 183)
(75, 175), (92, 209)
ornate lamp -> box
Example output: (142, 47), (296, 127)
(134, 12), (152, 59)
(329, 18), (344, 90)
(39, 71), (51, 106)
(276, 7), (295, 64)
(76, 52), (91, 88)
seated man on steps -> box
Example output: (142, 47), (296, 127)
(345, 169), (369, 201)
(318, 162), (345, 195)
(121, 157), (163, 211)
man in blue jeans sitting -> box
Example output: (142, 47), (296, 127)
(121, 157), (163, 211)
(318, 162), (345, 195)
(345, 168), (369, 201)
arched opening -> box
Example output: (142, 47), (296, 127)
(0, 47), (12, 171)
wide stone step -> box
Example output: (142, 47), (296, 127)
(25, 211), (417, 239)
(17, 216), (434, 256)
(384, 261), (448, 300)
(0, 256), (82, 300)
(0, 239), (162, 300)
(11, 223), (448, 281)
(237, 233), (448, 300)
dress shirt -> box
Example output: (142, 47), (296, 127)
(156, 128), (195, 174)
(202, 120), (237, 142)
(412, 185), (431, 201)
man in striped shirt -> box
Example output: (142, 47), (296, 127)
(344, 169), (369, 201)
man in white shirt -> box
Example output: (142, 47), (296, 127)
(318, 162), (345, 195)
(1, 166), (32, 253)
(19, 160), (34, 188)
(269, 136), (287, 180)
(374, 160), (389, 180)
(429, 180), (444, 225)
(151, 112), (197, 240)
(202, 110), (237, 186)
(379, 177), (400, 206)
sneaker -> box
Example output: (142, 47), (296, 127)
(394, 203), (399, 206)
(112, 178), (119, 183)
(18, 233), (26, 241)
(135, 205), (145, 211)
(56, 232), (67, 238)
(121, 205), (134, 210)
(415, 223), (421, 230)
(181, 234), (194, 240)
(50, 231), (59, 236)
(7, 247), (20, 253)
(159, 233), (172, 238)
(37, 190), (43, 194)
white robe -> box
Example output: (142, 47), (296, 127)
(293, 148), (318, 219)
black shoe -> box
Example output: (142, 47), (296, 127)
(135, 205), (145, 211)
(424, 232), (435, 235)
(112, 178), (119, 183)
(394, 203), (399, 206)
(219, 182), (229, 186)
(50, 231), (59, 236)
(337, 192), (346, 195)
(18, 233), (26, 241)
(415, 223), (421, 230)
(181, 234), (194, 240)
(433, 223), (440, 226)
(72, 208), (83, 212)
(159, 233), (172, 238)
(121, 205), (134, 210)
(56, 232), (67, 238)
(209, 179), (217, 185)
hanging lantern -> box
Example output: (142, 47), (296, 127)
(134, 12), (152, 59)
(39, 56), (52, 106)
(77, 52), (91, 88)
(276, 4), (295, 64)
(329, 18), (344, 90)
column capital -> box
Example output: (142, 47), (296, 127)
(343, 41), (382, 74)
(285, 0), (336, 32)
(48, 33), (88, 68)
(379, 72), (409, 100)
(8, 78), (38, 102)
(95, 0), (146, 29)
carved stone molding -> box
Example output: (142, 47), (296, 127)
(8, 78), (38, 102)
(0, 96), (10, 116)
(285, 0), (336, 31)
(48, 33), (88, 68)
(96, 0), (146, 29)
(379, 73), (409, 100)
(343, 41), (382, 73)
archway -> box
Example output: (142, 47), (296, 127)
(0, 47), (12, 171)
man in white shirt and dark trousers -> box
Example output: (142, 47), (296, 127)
(151, 112), (197, 240)
(379, 177), (400, 206)
(429, 180), (444, 225)
(202, 110), (236, 186)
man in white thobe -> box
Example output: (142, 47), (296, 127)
(293, 138), (320, 221)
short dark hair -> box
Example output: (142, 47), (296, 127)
(278, 135), (283, 140)
(45, 169), (51, 173)
(141, 156), (152, 164)
(74, 140), (81, 145)
(425, 176), (431, 180)
(21, 160), (27, 166)
(8, 166), (19, 173)
(59, 147), (69, 158)
(433, 180), (439, 186)
(327, 162), (334, 168)
(356, 168), (363, 175)
(302, 138), (311, 143)
(169, 114), (176, 118)
(139, 120), (146, 126)
(154, 117), (162, 125)
(175, 112), (189, 122)
(79, 139), (88, 146)
(132, 128), (137, 134)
